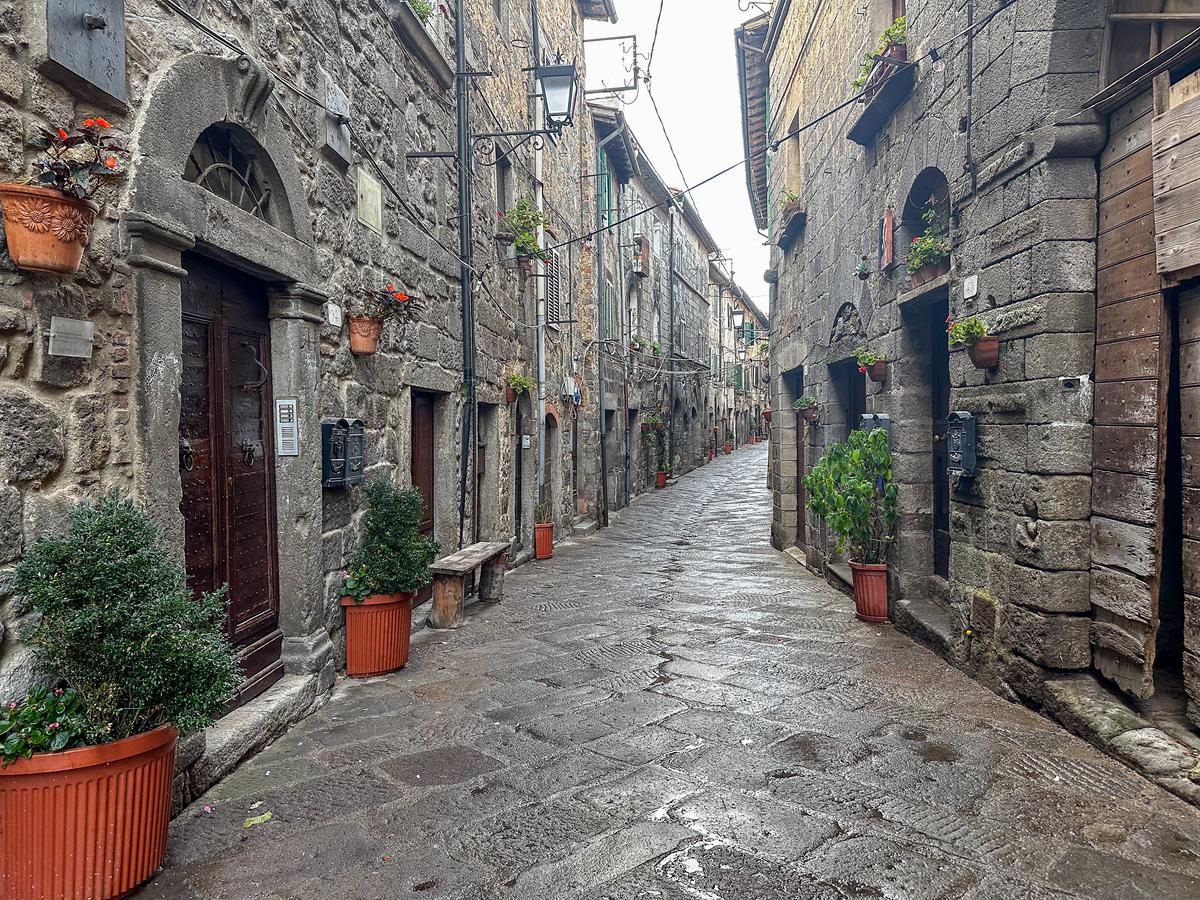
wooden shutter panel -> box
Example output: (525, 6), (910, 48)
(1152, 94), (1200, 274)
(546, 249), (562, 324)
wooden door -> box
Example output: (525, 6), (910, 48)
(180, 253), (283, 710)
(930, 304), (951, 580)
(795, 403), (806, 550)
(411, 392), (436, 603)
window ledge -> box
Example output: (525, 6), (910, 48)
(847, 63), (916, 147)
(388, 1), (454, 92)
(777, 204), (807, 251)
(897, 271), (952, 306)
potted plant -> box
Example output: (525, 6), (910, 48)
(794, 395), (819, 423)
(347, 283), (418, 356)
(651, 340), (663, 358)
(763, 408), (773, 424)
(855, 256), (870, 281)
(340, 478), (439, 677)
(723, 432), (734, 454)
(506, 372), (535, 404)
(804, 427), (898, 623)
(947, 314), (999, 369)
(631, 334), (650, 354)
(0, 118), (125, 275)
(499, 199), (550, 273)
(533, 500), (554, 560)
(407, 0), (433, 25)
(780, 188), (804, 223)
(854, 345), (887, 383)
(1, 494), (240, 899)
(852, 16), (907, 100)
(907, 194), (951, 287)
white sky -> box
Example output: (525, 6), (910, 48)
(584, 1), (771, 313)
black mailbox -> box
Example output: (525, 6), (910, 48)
(321, 418), (350, 488)
(946, 411), (977, 477)
(860, 413), (892, 446)
(346, 418), (365, 486)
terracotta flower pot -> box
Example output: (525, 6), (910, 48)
(763, 409), (772, 424)
(341, 592), (414, 677)
(849, 562), (889, 623)
(967, 335), (1000, 369)
(724, 442), (733, 454)
(640, 422), (651, 433)
(0, 184), (98, 275)
(534, 522), (554, 560)
(505, 385), (518, 404)
(656, 470), (667, 489)
(800, 406), (818, 423)
(0, 724), (177, 899)
(348, 315), (383, 355)
(518, 257), (533, 274)
(910, 258), (949, 288)
(867, 360), (887, 383)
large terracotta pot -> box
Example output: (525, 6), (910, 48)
(724, 442), (733, 454)
(348, 315), (383, 355)
(505, 385), (518, 404)
(0, 184), (98, 275)
(910, 258), (949, 288)
(763, 409), (772, 424)
(534, 522), (554, 560)
(850, 562), (889, 623)
(800, 406), (818, 423)
(655, 470), (668, 489)
(0, 724), (177, 899)
(867, 360), (887, 383)
(967, 335), (1000, 369)
(341, 592), (414, 676)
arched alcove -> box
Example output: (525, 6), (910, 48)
(898, 167), (951, 271)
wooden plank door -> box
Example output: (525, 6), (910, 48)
(930, 303), (951, 580)
(411, 392), (436, 604)
(180, 253), (283, 710)
(1178, 289), (1200, 722)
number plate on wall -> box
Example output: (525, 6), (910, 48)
(46, 0), (127, 102)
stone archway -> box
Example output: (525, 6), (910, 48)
(122, 54), (331, 699)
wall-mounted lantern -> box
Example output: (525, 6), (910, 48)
(536, 57), (579, 130)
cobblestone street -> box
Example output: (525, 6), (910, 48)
(142, 447), (1200, 899)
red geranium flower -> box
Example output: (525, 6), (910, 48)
(83, 118), (96, 128)
(858, 366), (868, 374)
(95, 117), (112, 128)
(57, 128), (68, 140)
(104, 157), (117, 169)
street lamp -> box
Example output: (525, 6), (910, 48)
(536, 59), (579, 130)
(731, 308), (745, 329)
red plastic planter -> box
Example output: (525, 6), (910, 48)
(342, 592), (414, 676)
(655, 470), (667, 489)
(0, 725), (177, 900)
(867, 360), (887, 382)
(850, 562), (889, 623)
(534, 522), (554, 560)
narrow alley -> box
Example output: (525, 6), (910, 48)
(142, 447), (1200, 900)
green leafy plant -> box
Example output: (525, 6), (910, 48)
(803, 428), (898, 564)
(2, 686), (93, 766)
(853, 346), (883, 369)
(408, 0), (434, 24)
(14, 493), (240, 746)
(507, 373), (536, 394)
(907, 194), (951, 274)
(782, 188), (802, 207)
(852, 17), (907, 89)
(351, 283), (420, 320)
(25, 117), (126, 199)
(946, 314), (990, 347)
(534, 500), (553, 524)
(342, 479), (440, 602)
(793, 395), (818, 410)
(499, 199), (550, 261)
(632, 334), (650, 351)
(651, 340), (663, 357)
(855, 256), (870, 280)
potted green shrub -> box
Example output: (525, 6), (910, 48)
(907, 194), (951, 287)
(854, 345), (887, 383)
(804, 428), (898, 622)
(794, 395), (818, 423)
(506, 372), (535, 404)
(499, 199), (550, 273)
(1, 494), (240, 899)
(533, 500), (554, 560)
(341, 478), (439, 677)
(947, 314), (999, 369)
(651, 340), (663, 358)
(852, 16), (907, 100)
(0, 118), (125, 275)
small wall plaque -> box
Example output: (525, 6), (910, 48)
(326, 302), (344, 327)
(322, 69), (352, 167)
(963, 274), (979, 300)
(275, 398), (300, 457)
(47, 316), (95, 359)
(356, 169), (383, 234)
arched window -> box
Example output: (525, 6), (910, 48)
(185, 124), (273, 224)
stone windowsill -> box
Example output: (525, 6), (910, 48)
(897, 271), (952, 306)
(847, 63), (916, 147)
(388, 1), (455, 92)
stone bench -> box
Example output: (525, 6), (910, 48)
(428, 540), (512, 629)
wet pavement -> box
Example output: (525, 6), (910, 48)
(142, 446), (1200, 899)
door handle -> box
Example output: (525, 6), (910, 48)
(241, 441), (259, 466)
(180, 439), (195, 471)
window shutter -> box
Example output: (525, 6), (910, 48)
(546, 249), (562, 324)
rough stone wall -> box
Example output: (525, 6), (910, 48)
(764, 0), (1108, 700)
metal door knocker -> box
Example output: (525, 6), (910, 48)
(241, 441), (259, 467)
(179, 438), (195, 471)
(238, 341), (269, 392)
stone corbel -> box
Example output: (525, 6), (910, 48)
(267, 283), (330, 325)
(968, 109), (1108, 198)
(121, 211), (196, 278)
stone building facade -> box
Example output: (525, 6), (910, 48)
(0, 0), (617, 807)
(739, 0), (1200, 792)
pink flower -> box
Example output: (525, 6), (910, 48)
(54, 688), (64, 697)
(7, 702), (16, 710)
(48, 722), (60, 730)
(203, 805), (213, 814)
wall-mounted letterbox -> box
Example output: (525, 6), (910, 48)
(946, 411), (976, 477)
(322, 418), (365, 488)
(860, 412), (892, 447)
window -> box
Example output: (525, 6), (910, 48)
(495, 156), (511, 214)
(602, 277), (617, 340)
(185, 124), (273, 224)
(785, 112), (802, 200)
(546, 248), (563, 325)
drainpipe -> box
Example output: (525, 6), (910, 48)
(667, 204), (677, 472)
(617, 182), (632, 508)
(455, 0), (474, 550)
(532, 0), (547, 526)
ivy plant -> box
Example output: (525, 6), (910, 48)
(803, 428), (898, 565)
(342, 479), (439, 602)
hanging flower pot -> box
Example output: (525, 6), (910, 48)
(341, 592), (414, 676)
(763, 409), (773, 424)
(505, 385), (518, 404)
(640, 422), (651, 433)
(0, 723), (177, 900)
(348, 315), (383, 355)
(800, 406), (818, 423)
(656, 470), (668, 489)
(534, 522), (554, 560)
(968, 335), (1000, 369)
(849, 562), (889, 623)
(0, 185), (98, 275)
(867, 360), (887, 382)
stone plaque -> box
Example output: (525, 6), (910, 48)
(47, 316), (95, 359)
(356, 169), (383, 234)
(46, 0), (127, 102)
(323, 69), (352, 167)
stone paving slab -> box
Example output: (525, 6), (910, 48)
(139, 447), (1200, 899)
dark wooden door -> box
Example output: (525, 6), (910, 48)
(795, 403), (806, 550)
(180, 253), (283, 710)
(930, 304), (951, 579)
(411, 392), (436, 604)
